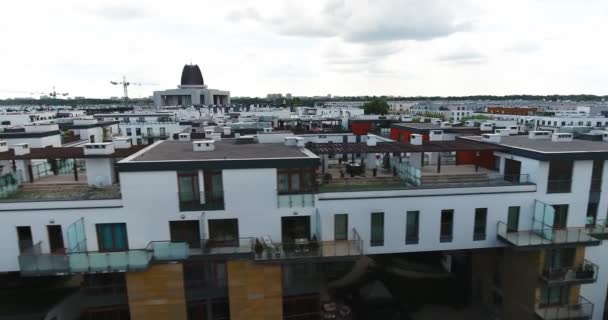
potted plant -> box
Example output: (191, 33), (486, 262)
(254, 239), (264, 258)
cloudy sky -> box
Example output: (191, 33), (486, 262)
(1, 0), (607, 98)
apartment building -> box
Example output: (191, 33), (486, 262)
(1, 127), (608, 320)
(93, 113), (185, 145)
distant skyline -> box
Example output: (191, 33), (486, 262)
(1, 0), (607, 99)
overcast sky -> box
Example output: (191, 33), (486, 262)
(1, 0), (607, 98)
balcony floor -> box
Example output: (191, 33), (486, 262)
(499, 229), (600, 248)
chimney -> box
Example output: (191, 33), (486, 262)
(223, 126), (231, 136)
(508, 125), (519, 135)
(193, 140), (215, 152)
(551, 133), (573, 142)
(480, 123), (494, 132)
(12, 143), (30, 155)
(528, 131), (551, 140)
(263, 127), (273, 133)
(482, 133), (501, 144)
(366, 134), (377, 146)
(410, 134), (423, 145)
(178, 133), (191, 141)
(495, 129), (510, 136)
(83, 142), (115, 156)
(0, 141), (7, 153)
(429, 130), (444, 141)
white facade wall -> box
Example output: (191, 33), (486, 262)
(3, 135), (61, 148)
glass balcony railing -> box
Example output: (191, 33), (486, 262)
(198, 238), (254, 255)
(541, 259), (598, 285)
(178, 191), (224, 211)
(587, 219), (608, 240)
(497, 222), (601, 248)
(277, 193), (315, 208)
(535, 296), (593, 320)
(147, 241), (189, 261)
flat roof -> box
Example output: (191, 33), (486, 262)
(130, 140), (315, 162)
(306, 139), (504, 154)
(392, 123), (480, 132)
(464, 135), (608, 153)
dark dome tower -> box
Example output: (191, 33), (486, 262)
(180, 64), (205, 86)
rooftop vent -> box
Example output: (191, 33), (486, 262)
(507, 125), (519, 134)
(480, 123), (494, 132)
(440, 122), (452, 129)
(209, 132), (222, 141)
(295, 137), (305, 147)
(0, 140), (7, 153)
(12, 143), (30, 156)
(178, 133), (191, 141)
(83, 142), (115, 155)
(528, 131), (551, 140)
(223, 126), (231, 136)
(551, 133), (573, 142)
(410, 134), (423, 146)
(482, 133), (501, 144)
(495, 129), (511, 136)
(263, 127), (273, 133)
(193, 140), (215, 152)
(366, 134), (377, 146)
(285, 136), (297, 147)
(429, 130), (444, 141)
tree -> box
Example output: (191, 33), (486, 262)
(363, 98), (389, 115)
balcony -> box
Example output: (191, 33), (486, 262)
(277, 193), (315, 208)
(253, 229), (363, 262)
(497, 222), (601, 248)
(535, 296), (593, 320)
(318, 163), (534, 193)
(541, 260), (598, 285)
(586, 219), (608, 240)
(196, 238), (254, 256)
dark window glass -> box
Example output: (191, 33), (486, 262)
(278, 168), (315, 194)
(547, 160), (573, 193)
(507, 206), (520, 232)
(16, 226), (33, 253)
(440, 210), (454, 243)
(334, 214), (348, 241)
(178, 171), (202, 211)
(96, 223), (128, 251)
(371, 212), (384, 246)
(203, 170), (224, 210)
(406, 211), (419, 244)
(591, 160), (603, 192)
(474, 208), (487, 241)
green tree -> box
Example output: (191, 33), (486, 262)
(363, 98), (389, 115)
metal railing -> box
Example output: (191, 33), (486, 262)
(199, 238), (254, 255)
(178, 191), (224, 211)
(536, 296), (593, 320)
(547, 179), (572, 193)
(421, 174), (531, 187)
(254, 229), (363, 261)
(277, 193), (315, 208)
(497, 221), (599, 247)
(541, 259), (598, 284)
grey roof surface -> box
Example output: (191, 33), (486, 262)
(131, 140), (314, 162)
(464, 135), (608, 153)
(393, 123), (478, 130)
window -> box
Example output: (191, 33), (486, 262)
(135, 128), (141, 136)
(96, 223), (128, 252)
(203, 170), (224, 210)
(507, 206), (520, 232)
(178, 171), (202, 211)
(146, 127), (153, 136)
(334, 214), (348, 241)
(586, 203), (598, 227)
(544, 248), (575, 271)
(540, 286), (569, 306)
(474, 208), (487, 241)
(590, 160), (603, 192)
(160, 127), (166, 137)
(47, 225), (65, 253)
(126, 128), (132, 136)
(552, 205), (568, 229)
(547, 160), (573, 193)
(440, 210), (454, 243)
(277, 168), (315, 194)
(16, 226), (33, 253)
(136, 138), (142, 145)
(370, 212), (384, 246)
(406, 211), (419, 244)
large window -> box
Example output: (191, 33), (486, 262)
(96, 223), (128, 252)
(334, 214), (348, 241)
(178, 171), (202, 211)
(507, 206), (520, 232)
(590, 160), (603, 192)
(540, 285), (569, 306)
(278, 168), (315, 194)
(406, 211), (419, 244)
(473, 208), (487, 241)
(440, 210), (454, 243)
(547, 160), (573, 193)
(370, 212), (384, 246)
(203, 170), (224, 210)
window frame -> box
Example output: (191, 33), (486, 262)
(277, 168), (316, 195)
